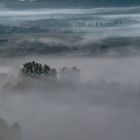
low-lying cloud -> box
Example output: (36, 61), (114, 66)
(0, 56), (140, 140)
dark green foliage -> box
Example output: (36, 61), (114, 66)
(21, 61), (81, 83)
(21, 61), (57, 80)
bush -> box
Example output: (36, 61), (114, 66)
(0, 118), (21, 140)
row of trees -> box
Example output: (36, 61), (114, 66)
(72, 20), (123, 27)
(96, 20), (123, 27)
(21, 61), (81, 83)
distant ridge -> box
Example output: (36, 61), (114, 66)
(1, 0), (140, 8)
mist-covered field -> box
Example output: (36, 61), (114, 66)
(0, 55), (140, 140)
(1, 6), (140, 57)
(0, 6), (140, 140)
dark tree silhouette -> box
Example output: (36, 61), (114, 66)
(21, 61), (57, 81)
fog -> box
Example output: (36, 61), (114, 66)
(0, 6), (140, 29)
(0, 56), (140, 140)
(0, 4), (140, 140)
(1, 6), (140, 40)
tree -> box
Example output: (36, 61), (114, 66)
(21, 61), (57, 81)
(0, 118), (22, 140)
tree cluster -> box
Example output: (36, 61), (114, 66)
(96, 20), (122, 27)
(21, 61), (57, 80)
(59, 66), (80, 82)
(21, 61), (81, 83)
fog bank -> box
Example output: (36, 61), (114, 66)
(0, 56), (140, 140)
